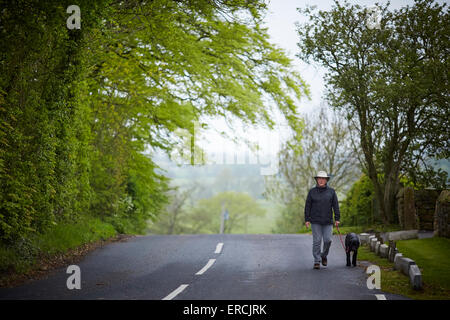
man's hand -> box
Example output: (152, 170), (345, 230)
(335, 221), (340, 227)
(305, 221), (310, 229)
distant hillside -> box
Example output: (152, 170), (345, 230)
(152, 151), (268, 201)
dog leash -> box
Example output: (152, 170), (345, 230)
(336, 224), (348, 253)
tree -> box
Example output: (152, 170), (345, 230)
(297, 0), (449, 224)
(0, 0), (308, 243)
(147, 185), (198, 235)
(87, 0), (308, 154)
(149, 189), (265, 234)
(0, 0), (109, 242)
(340, 174), (375, 226)
(265, 106), (360, 233)
(187, 191), (266, 234)
(84, 0), (309, 230)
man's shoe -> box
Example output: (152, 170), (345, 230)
(321, 257), (327, 266)
(313, 263), (320, 269)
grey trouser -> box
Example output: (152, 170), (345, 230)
(311, 223), (333, 263)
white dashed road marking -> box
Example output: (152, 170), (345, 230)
(195, 259), (216, 275)
(375, 294), (387, 300)
(215, 242), (224, 254)
(162, 284), (189, 300)
(164, 242), (224, 299)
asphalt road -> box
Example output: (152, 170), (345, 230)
(0, 234), (408, 300)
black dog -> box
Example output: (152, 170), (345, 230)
(345, 233), (360, 267)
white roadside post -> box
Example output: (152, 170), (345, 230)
(220, 203), (225, 234)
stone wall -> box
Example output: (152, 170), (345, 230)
(397, 187), (419, 230)
(396, 188), (405, 228)
(415, 189), (441, 231)
(434, 190), (450, 238)
(397, 188), (449, 235)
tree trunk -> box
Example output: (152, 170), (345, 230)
(373, 178), (389, 225)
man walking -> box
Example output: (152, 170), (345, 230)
(304, 171), (340, 269)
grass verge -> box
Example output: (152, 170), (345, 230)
(297, 224), (402, 235)
(396, 237), (450, 298)
(0, 215), (132, 288)
(357, 237), (450, 300)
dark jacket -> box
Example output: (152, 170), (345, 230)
(304, 185), (340, 225)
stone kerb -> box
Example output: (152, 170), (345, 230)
(384, 230), (418, 241)
(359, 233), (370, 245)
(360, 232), (423, 290)
(379, 244), (389, 258)
(394, 253), (404, 270)
(409, 264), (423, 290)
(399, 257), (416, 276)
(375, 241), (381, 255)
(370, 237), (378, 252)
